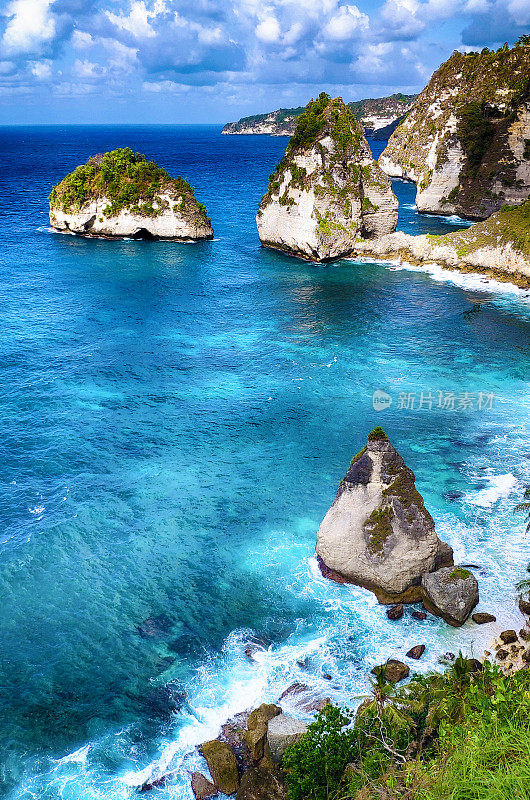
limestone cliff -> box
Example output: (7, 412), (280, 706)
(49, 148), (213, 241)
(379, 39), (530, 220)
(316, 427), (453, 603)
(348, 200), (530, 287)
(256, 93), (398, 261)
(223, 94), (417, 138)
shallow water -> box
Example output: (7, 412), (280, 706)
(0, 125), (529, 798)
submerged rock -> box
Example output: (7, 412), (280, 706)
(379, 39), (530, 220)
(267, 714), (308, 762)
(49, 148), (213, 241)
(256, 93), (397, 262)
(422, 567), (479, 626)
(199, 740), (239, 795)
(412, 610), (427, 621)
(316, 427), (452, 603)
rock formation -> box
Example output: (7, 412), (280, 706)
(223, 94), (417, 138)
(342, 200), (530, 287)
(198, 739), (239, 796)
(379, 38), (530, 220)
(49, 148), (213, 241)
(256, 93), (398, 262)
(316, 427), (452, 603)
(267, 715), (308, 762)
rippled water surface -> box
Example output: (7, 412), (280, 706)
(0, 126), (529, 798)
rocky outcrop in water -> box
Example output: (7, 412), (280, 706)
(379, 39), (530, 220)
(316, 427), (452, 603)
(49, 148), (213, 241)
(256, 93), (398, 261)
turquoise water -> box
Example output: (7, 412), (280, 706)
(0, 125), (529, 798)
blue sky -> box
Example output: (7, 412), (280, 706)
(0, 0), (527, 124)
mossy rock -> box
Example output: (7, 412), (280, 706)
(199, 739), (239, 795)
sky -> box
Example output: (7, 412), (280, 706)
(0, 0), (528, 124)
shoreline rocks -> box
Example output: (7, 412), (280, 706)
(49, 148), (213, 241)
(256, 93), (397, 262)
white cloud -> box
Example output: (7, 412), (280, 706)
(30, 58), (51, 78)
(256, 16), (281, 43)
(72, 30), (94, 49)
(106, 1), (156, 39)
(323, 5), (369, 40)
(73, 59), (106, 78)
(1, 0), (56, 55)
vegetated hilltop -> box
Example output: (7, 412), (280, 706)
(222, 94), (417, 137)
(380, 37), (530, 220)
(256, 93), (397, 261)
(49, 147), (213, 241)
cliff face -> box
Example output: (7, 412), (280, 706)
(49, 148), (213, 241)
(222, 94), (417, 137)
(256, 93), (398, 262)
(379, 40), (530, 220)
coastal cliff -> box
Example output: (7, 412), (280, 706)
(256, 93), (398, 261)
(349, 200), (530, 286)
(223, 94), (417, 137)
(49, 148), (213, 241)
(379, 39), (530, 220)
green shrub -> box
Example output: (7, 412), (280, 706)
(458, 101), (495, 171)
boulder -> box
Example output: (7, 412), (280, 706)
(256, 93), (397, 262)
(199, 740), (239, 795)
(387, 604), (404, 620)
(245, 704), (281, 763)
(500, 630), (518, 645)
(412, 611), (427, 621)
(519, 595), (530, 615)
(49, 148), (213, 241)
(219, 711), (251, 770)
(519, 628), (530, 641)
(372, 660), (410, 683)
(496, 648), (509, 660)
(267, 714), (308, 762)
(406, 645), (425, 660)
(472, 612), (496, 624)
(191, 772), (218, 800)
(317, 427), (450, 603)
(421, 567), (479, 627)
(235, 763), (287, 800)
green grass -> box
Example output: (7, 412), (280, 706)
(50, 147), (207, 220)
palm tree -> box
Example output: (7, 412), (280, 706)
(355, 664), (414, 763)
(514, 486), (530, 534)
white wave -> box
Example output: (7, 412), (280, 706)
(467, 473), (518, 507)
(383, 259), (529, 298)
(419, 212), (474, 227)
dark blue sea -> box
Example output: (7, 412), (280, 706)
(0, 125), (529, 798)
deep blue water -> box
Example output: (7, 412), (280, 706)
(0, 125), (529, 799)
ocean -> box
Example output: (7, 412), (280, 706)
(0, 125), (529, 798)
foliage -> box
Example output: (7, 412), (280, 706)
(367, 427), (388, 441)
(284, 655), (530, 800)
(457, 101), (495, 172)
(514, 486), (530, 535)
(287, 93), (332, 152)
(49, 148), (208, 220)
(283, 705), (356, 800)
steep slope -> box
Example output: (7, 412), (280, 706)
(256, 93), (398, 262)
(380, 38), (530, 220)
